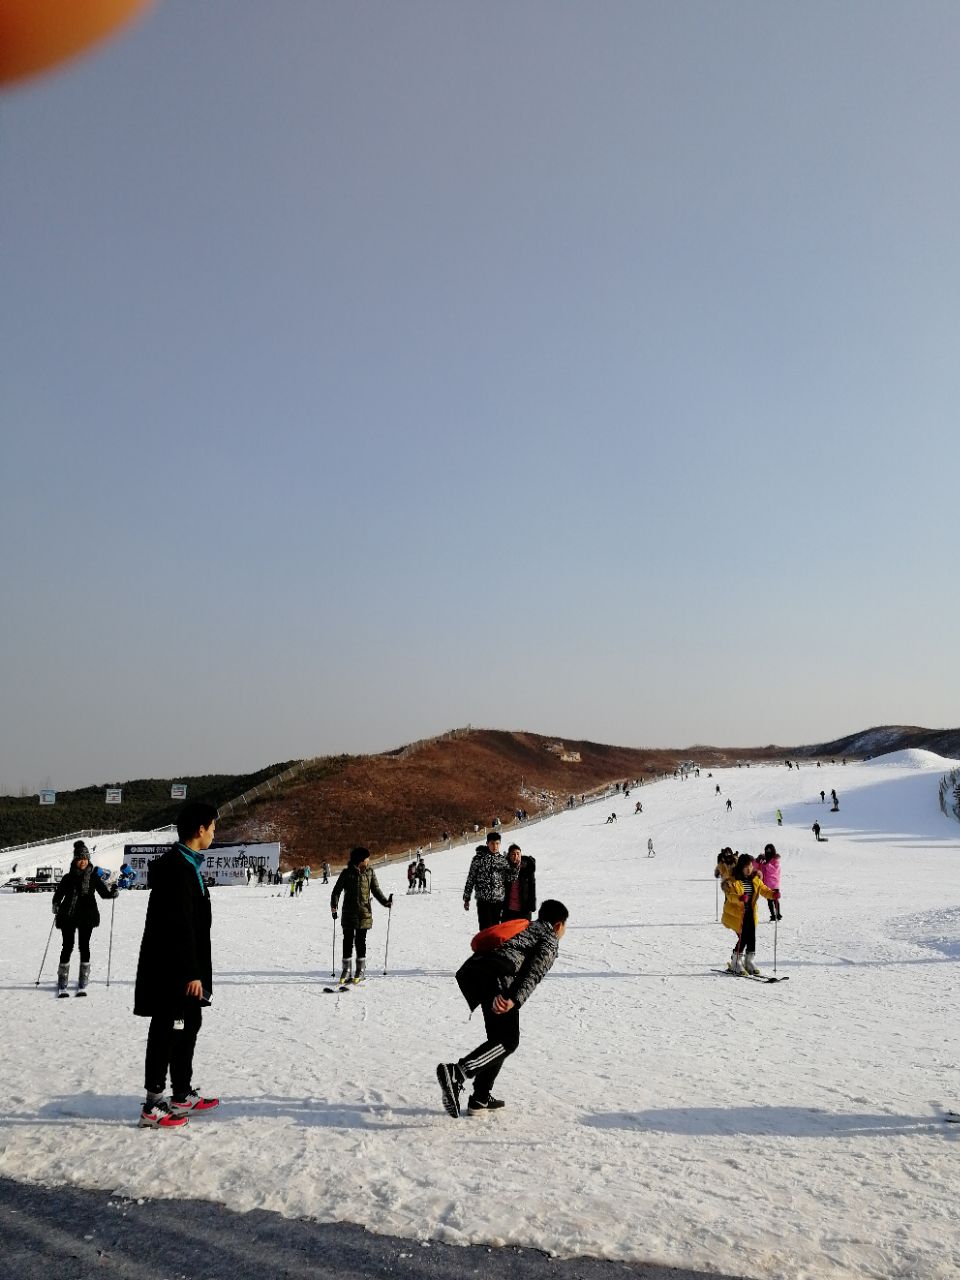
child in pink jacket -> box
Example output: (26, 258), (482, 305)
(757, 844), (782, 921)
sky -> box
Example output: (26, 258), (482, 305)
(2, 1), (959, 793)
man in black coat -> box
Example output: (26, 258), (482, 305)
(134, 800), (220, 1129)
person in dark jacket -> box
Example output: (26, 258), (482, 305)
(133, 800), (220, 1129)
(330, 847), (392, 984)
(500, 844), (536, 922)
(437, 899), (569, 1118)
(462, 831), (518, 929)
(52, 841), (117, 996)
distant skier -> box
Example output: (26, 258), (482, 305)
(52, 842), (117, 997)
(820, 790), (825, 804)
(436, 899), (569, 1117)
(321, 861), (330, 885)
(812, 821), (822, 841)
(775, 809), (782, 826)
(721, 853), (779, 975)
(415, 858), (428, 893)
(407, 860), (417, 893)
(647, 838), (655, 858)
(726, 798), (733, 812)
(714, 847), (736, 882)
(716, 785), (721, 796)
(635, 801), (642, 814)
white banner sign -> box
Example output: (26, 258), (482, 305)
(123, 841), (281, 886)
(39, 790), (56, 805)
(170, 783), (187, 800)
(105, 787), (122, 804)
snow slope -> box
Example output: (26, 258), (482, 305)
(2, 758), (959, 1280)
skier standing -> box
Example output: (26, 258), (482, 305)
(721, 853), (779, 975)
(52, 842), (117, 997)
(756, 844), (782, 920)
(436, 899), (569, 1117)
(330, 847), (393, 984)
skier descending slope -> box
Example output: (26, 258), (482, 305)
(436, 900), (568, 1118)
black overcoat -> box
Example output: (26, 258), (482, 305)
(52, 866), (114, 930)
(133, 846), (212, 1018)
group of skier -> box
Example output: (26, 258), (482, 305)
(714, 844), (782, 975)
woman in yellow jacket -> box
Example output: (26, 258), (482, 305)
(722, 852), (779, 975)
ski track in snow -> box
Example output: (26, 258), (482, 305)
(1, 756), (959, 1279)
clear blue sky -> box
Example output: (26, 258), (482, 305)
(2, 1), (958, 792)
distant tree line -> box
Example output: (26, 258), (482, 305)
(0, 762), (296, 850)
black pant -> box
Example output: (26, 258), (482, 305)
(475, 900), (503, 930)
(59, 925), (93, 965)
(144, 1003), (203, 1097)
(342, 926), (367, 961)
(460, 992), (521, 1100)
(737, 911), (757, 953)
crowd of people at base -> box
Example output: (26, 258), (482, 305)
(714, 845), (782, 975)
(57, 776), (853, 1130)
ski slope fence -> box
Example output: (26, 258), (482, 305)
(939, 768), (960, 823)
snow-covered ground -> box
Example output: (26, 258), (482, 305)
(2, 753), (959, 1280)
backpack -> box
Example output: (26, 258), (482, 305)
(457, 919), (529, 1011)
(470, 918), (529, 952)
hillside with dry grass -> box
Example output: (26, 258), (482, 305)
(217, 728), (787, 868)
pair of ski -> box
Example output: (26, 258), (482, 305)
(57, 990), (88, 999)
(711, 968), (790, 984)
(322, 982), (363, 994)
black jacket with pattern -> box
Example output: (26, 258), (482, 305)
(456, 918), (560, 1011)
(462, 847), (518, 905)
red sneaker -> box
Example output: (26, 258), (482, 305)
(139, 1099), (189, 1128)
(170, 1091), (220, 1114)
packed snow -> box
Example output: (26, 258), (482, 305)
(2, 756), (959, 1280)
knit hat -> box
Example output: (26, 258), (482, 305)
(72, 841), (90, 862)
(349, 847), (370, 866)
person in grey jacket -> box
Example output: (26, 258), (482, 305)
(462, 831), (518, 929)
(437, 899), (569, 1117)
(331, 847), (392, 984)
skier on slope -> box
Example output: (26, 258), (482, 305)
(436, 899), (569, 1118)
(756, 844), (782, 921)
(721, 853), (779, 975)
(52, 842), (117, 997)
(331, 847), (392, 984)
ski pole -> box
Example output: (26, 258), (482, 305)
(383, 903), (393, 976)
(773, 913), (778, 976)
(35, 918), (56, 987)
(715, 876), (718, 923)
(331, 914), (337, 978)
(106, 895), (116, 987)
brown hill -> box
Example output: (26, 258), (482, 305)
(216, 727), (785, 869)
